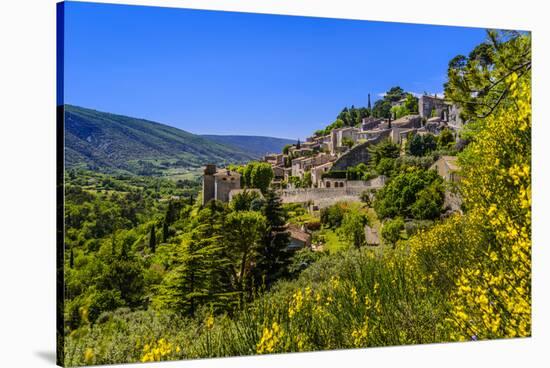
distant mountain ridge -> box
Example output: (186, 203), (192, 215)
(201, 135), (294, 158)
(63, 105), (282, 174)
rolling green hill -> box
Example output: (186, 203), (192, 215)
(64, 105), (259, 175)
(201, 135), (294, 158)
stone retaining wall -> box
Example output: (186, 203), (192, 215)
(279, 176), (386, 208)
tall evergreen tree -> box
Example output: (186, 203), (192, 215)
(153, 203), (236, 315)
(367, 93), (372, 110)
(254, 190), (291, 288)
(155, 238), (209, 315)
(162, 220), (170, 243)
(165, 201), (175, 224)
(149, 224), (156, 253)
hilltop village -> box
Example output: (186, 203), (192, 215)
(268, 94), (460, 191)
(203, 92), (461, 207)
(201, 91), (464, 250)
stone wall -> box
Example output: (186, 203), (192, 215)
(419, 95), (448, 119)
(279, 176), (385, 208)
(279, 187), (364, 206)
(347, 176), (387, 188)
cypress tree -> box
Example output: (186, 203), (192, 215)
(149, 224), (156, 253)
(69, 247), (74, 269)
(165, 201), (177, 224)
(163, 220), (170, 243)
(367, 93), (372, 110)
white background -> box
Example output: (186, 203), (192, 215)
(0, 0), (548, 367)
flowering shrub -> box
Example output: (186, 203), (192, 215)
(141, 338), (180, 362)
(256, 322), (284, 354)
(446, 73), (531, 340)
(351, 317), (369, 347)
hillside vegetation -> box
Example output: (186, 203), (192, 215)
(64, 105), (257, 174)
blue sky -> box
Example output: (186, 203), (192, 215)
(63, 1), (488, 139)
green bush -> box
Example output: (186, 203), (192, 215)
(320, 204), (346, 228)
(381, 217), (404, 246)
(373, 168), (444, 220)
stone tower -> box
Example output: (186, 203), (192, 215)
(202, 164), (216, 205)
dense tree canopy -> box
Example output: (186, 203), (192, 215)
(64, 170), (295, 331)
(240, 162), (274, 192)
(336, 105), (371, 127)
(368, 139), (400, 167)
(315, 105), (372, 136)
(406, 133), (437, 156)
(372, 86), (406, 118)
(374, 168), (444, 220)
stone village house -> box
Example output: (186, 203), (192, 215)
(202, 164), (241, 205)
(430, 155), (460, 183)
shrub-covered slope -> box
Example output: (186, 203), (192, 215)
(64, 105), (257, 173)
